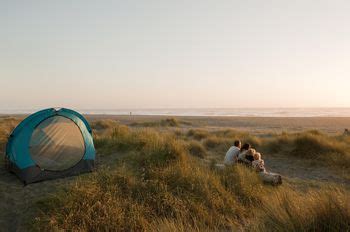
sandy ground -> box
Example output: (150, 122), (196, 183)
(0, 160), (82, 231)
(1, 115), (350, 230)
(86, 115), (350, 134)
(265, 155), (350, 186)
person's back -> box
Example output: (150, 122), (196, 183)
(224, 140), (241, 165)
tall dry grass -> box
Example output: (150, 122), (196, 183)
(252, 187), (350, 231)
(34, 159), (247, 231)
(186, 140), (207, 158)
(263, 130), (350, 168)
(32, 121), (350, 231)
(0, 117), (20, 155)
(130, 118), (192, 128)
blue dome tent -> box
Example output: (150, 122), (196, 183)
(5, 108), (95, 184)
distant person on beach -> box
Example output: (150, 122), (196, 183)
(224, 140), (241, 165)
(344, 129), (350, 136)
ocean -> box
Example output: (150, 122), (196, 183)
(2, 108), (350, 117)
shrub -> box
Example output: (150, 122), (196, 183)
(134, 131), (187, 168)
(203, 136), (234, 153)
(160, 118), (180, 127)
(130, 118), (190, 128)
(187, 140), (207, 158)
(262, 131), (350, 168)
(94, 125), (188, 168)
(253, 188), (350, 231)
(204, 136), (223, 149)
(220, 165), (265, 206)
(0, 118), (20, 154)
(94, 123), (137, 154)
(292, 133), (346, 158)
(187, 129), (209, 140)
(262, 134), (294, 154)
(91, 119), (120, 131)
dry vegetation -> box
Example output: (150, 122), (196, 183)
(130, 118), (192, 128)
(34, 120), (350, 231)
(0, 117), (349, 231)
(263, 130), (350, 168)
(0, 117), (20, 154)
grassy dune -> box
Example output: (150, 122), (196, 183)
(0, 117), (349, 231)
(34, 119), (350, 231)
(0, 117), (20, 154)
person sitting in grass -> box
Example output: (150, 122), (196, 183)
(238, 143), (255, 165)
(252, 152), (266, 172)
(224, 140), (241, 165)
(251, 150), (282, 185)
(235, 145), (282, 185)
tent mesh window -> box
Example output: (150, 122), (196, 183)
(29, 116), (85, 171)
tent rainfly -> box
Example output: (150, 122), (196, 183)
(5, 108), (95, 184)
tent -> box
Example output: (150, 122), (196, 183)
(5, 108), (95, 184)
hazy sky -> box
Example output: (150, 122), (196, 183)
(1, 0), (350, 109)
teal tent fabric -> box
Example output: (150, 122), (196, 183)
(6, 108), (95, 184)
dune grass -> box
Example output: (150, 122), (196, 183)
(252, 187), (350, 232)
(186, 140), (208, 158)
(263, 130), (350, 169)
(187, 129), (210, 140)
(33, 129), (247, 231)
(0, 118), (349, 231)
(30, 120), (350, 231)
(0, 117), (20, 155)
(130, 118), (192, 128)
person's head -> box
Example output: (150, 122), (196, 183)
(234, 140), (241, 149)
(253, 152), (261, 161)
(247, 148), (256, 156)
(241, 143), (251, 151)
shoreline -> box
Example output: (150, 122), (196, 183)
(2, 113), (350, 118)
(2, 107), (350, 118)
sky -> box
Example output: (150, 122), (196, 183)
(1, 0), (350, 110)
